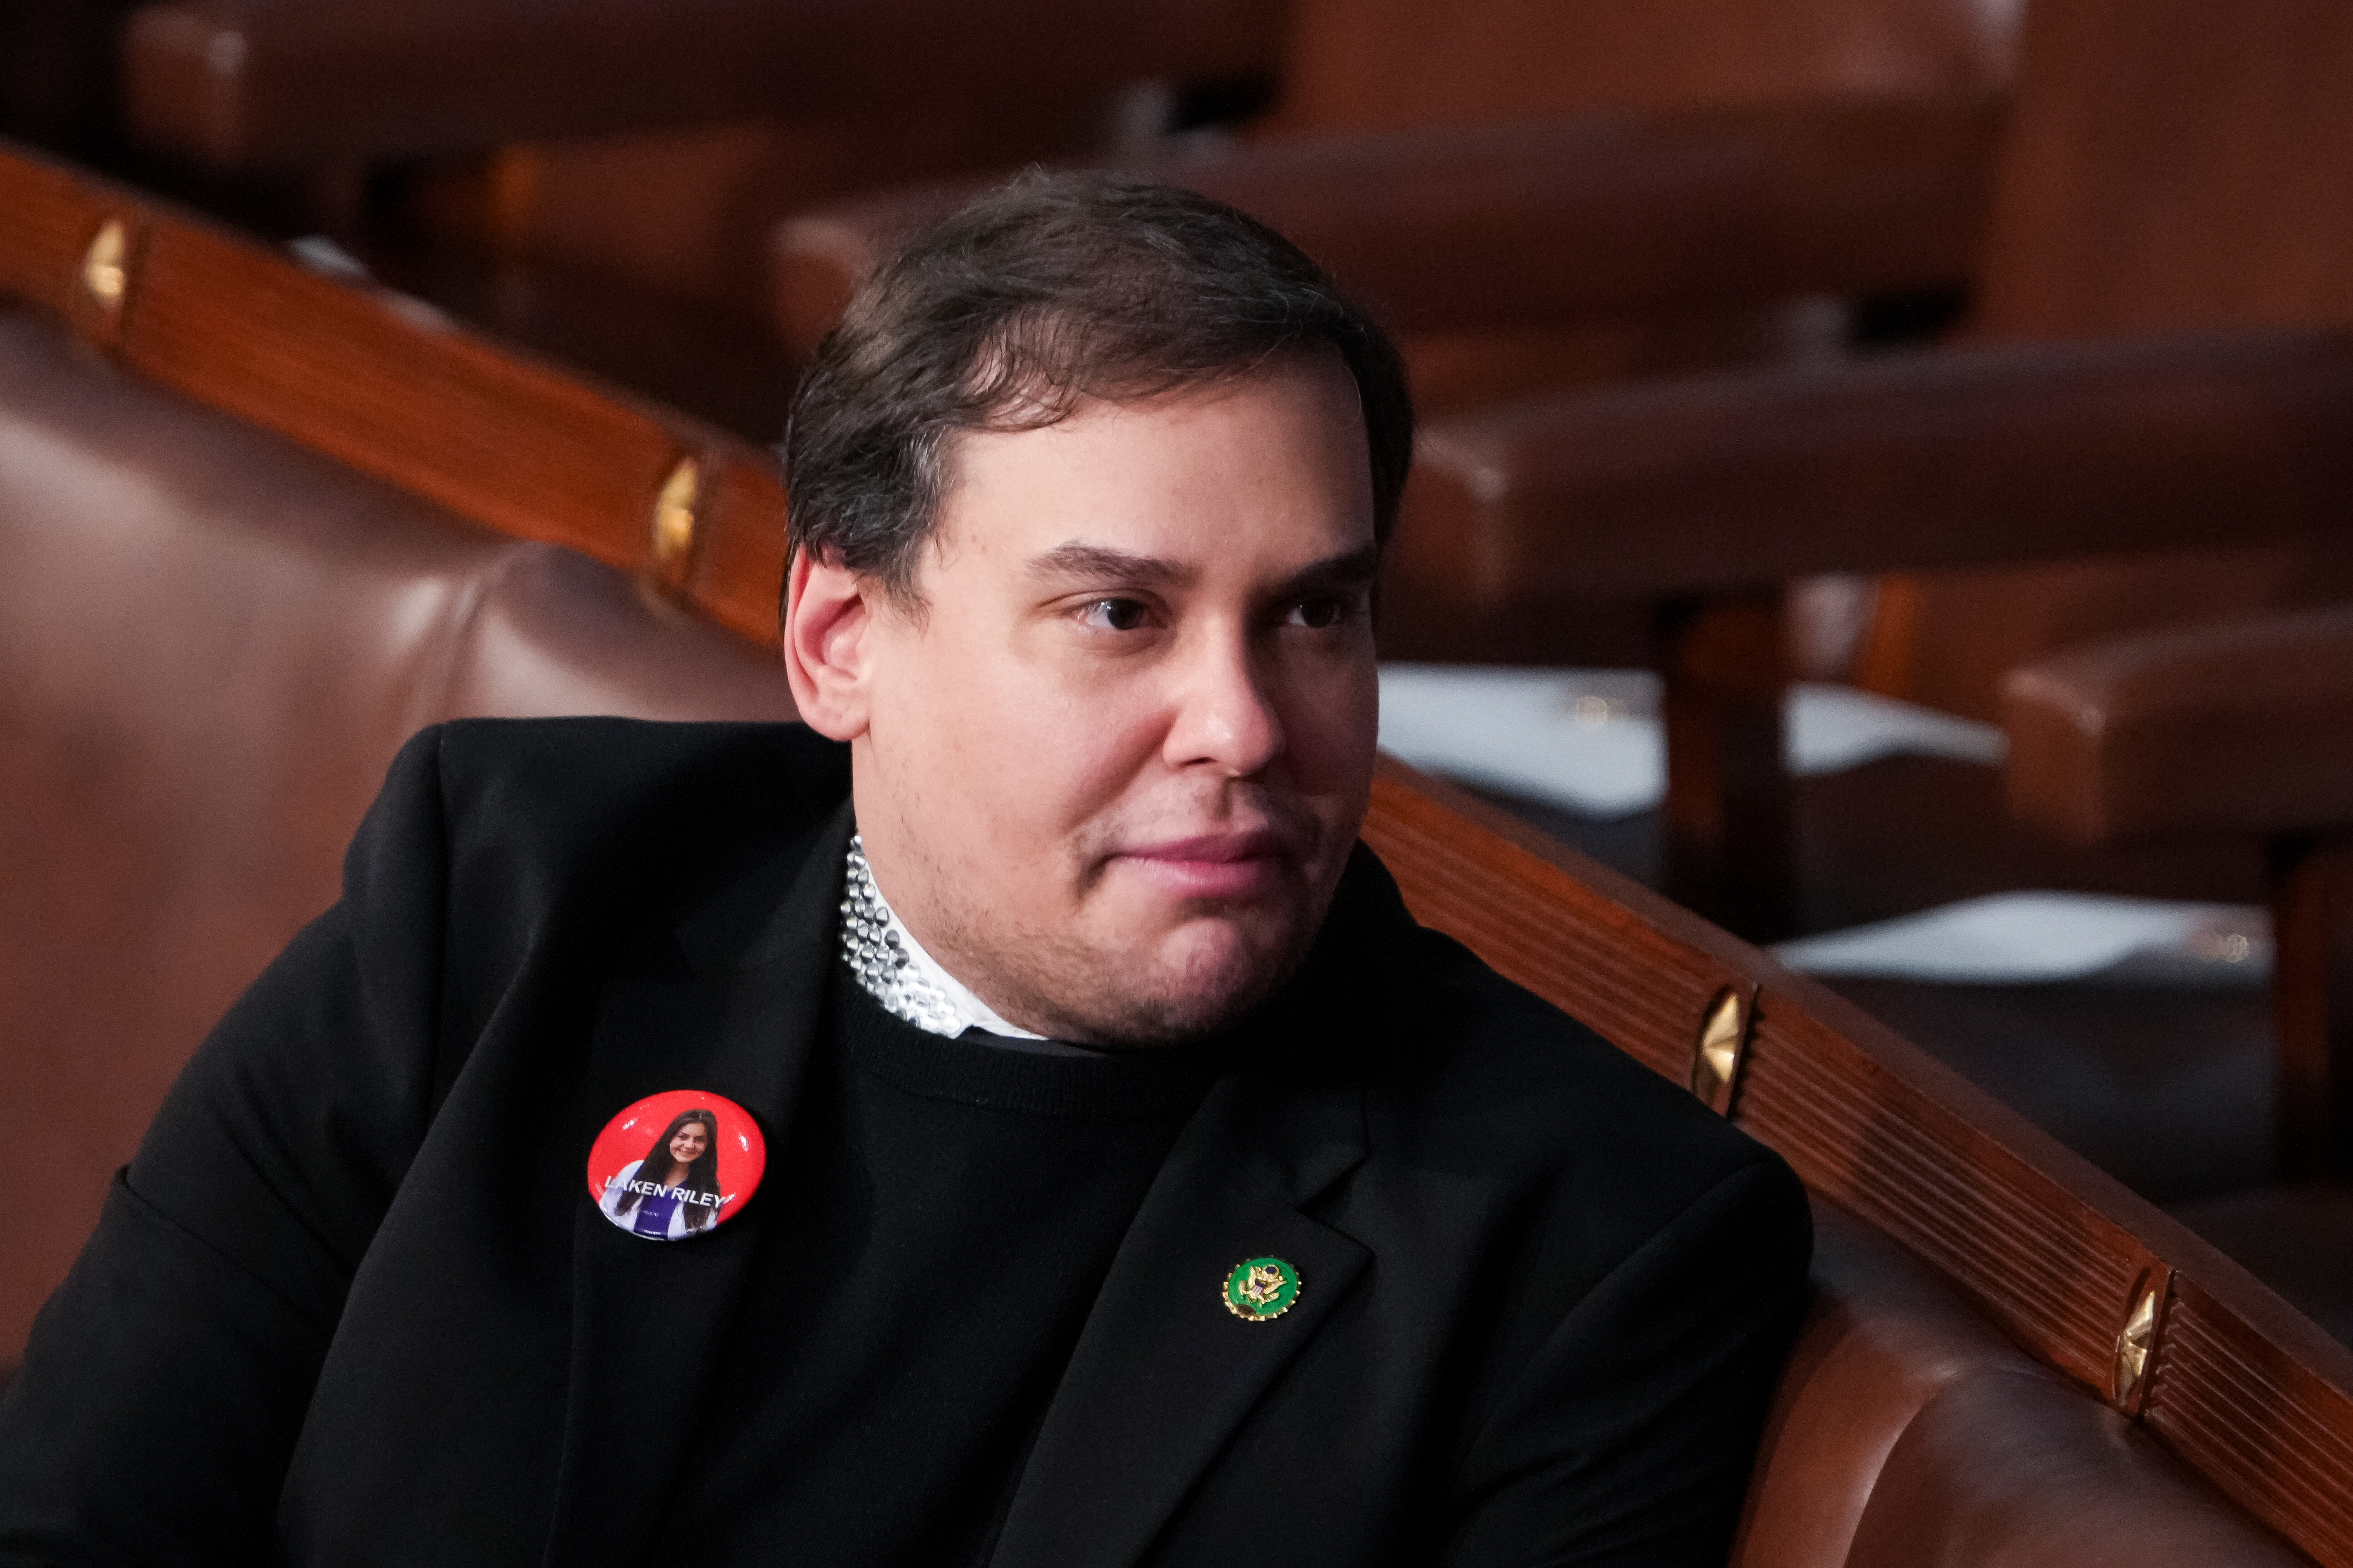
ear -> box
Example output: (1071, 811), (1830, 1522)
(783, 546), (878, 741)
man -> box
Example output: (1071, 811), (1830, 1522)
(0, 175), (1808, 1564)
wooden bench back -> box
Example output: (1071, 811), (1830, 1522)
(1366, 762), (2353, 1566)
(1858, 0), (2353, 719)
(120, 0), (1287, 170)
(1, 140), (786, 648)
(1976, 0), (2353, 341)
(1268, 0), (2013, 133)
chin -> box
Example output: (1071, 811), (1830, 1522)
(1069, 913), (1306, 1049)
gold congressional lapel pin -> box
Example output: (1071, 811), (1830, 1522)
(1223, 1256), (1301, 1321)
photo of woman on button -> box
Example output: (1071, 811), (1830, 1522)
(598, 1107), (724, 1239)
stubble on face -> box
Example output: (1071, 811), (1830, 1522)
(898, 777), (1336, 1048)
(849, 355), (1380, 1049)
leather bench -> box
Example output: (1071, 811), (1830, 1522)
(1738, 1203), (2298, 1567)
(2006, 609), (2353, 1345)
(0, 303), (796, 1357)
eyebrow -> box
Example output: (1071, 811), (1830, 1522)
(1026, 543), (1193, 592)
(1276, 542), (1382, 600)
(1024, 540), (1382, 600)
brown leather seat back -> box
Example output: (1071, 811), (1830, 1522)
(0, 305), (793, 1356)
(1365, 767), (2353, 1567)
(1861, 0), (2353, 718)
(1736, 1204), (2302, 1568)
(1268, 0), (2010, 132)
(1846, 1368), (2300, 1567)
(1741, 1213), (2306, 1561)
(440, 537), (793, 722)
(1306, 0), (2017, 412)
(1973, 0), (2353, 340)
(1735, 1202), (2031, 1566)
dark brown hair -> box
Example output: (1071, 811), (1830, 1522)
(614, 1107), (721, 1232)
(782, 170), (1412, 606)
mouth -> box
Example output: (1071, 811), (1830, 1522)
(1112, 827), (1302, 901)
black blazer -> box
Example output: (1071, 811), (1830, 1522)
(0, 719), (1810, 1567)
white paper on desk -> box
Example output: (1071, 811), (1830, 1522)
(1376, 665), (2004, 818)
(1771, 892), (2272, 984)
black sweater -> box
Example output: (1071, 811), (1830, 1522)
(655, 970), (1215, 1563)
(0, 719), (1810, 1567)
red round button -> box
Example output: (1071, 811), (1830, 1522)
(586, 1090), (766, 1240)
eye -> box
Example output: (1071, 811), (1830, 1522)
(1079, 597), (1153, 632)
(1286, 595), (1352, 630)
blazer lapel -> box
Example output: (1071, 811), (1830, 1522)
(540, 804), (852, 1568)
(989, 1064), (1371, 1568)
(991, 847), (1416, 1568)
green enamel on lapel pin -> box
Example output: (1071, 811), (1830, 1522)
(1223, 1256), (1301, 1321)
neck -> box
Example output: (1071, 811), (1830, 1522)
(841, 831), (1060, 1044)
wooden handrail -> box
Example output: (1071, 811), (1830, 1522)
(772, 93), (2002, 353)
(1404, 329), (2353, 605)
(0, 137), (789, 652)
(121, 0), (1286, 170)
(1390, 323), (2353, 932)
(1366, 760), (2353, 1567)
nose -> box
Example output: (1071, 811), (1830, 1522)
(1163, 626), (1284, 777)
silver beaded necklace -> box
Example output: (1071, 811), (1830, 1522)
(839, 834), (974, 1036)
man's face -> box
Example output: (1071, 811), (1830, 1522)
(796, 352), (1380, 1047)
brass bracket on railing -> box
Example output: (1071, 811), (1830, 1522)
(648, 454), (704, 592)
(1689, 982), (1759, 1117)
(2110, 1263), (2176, 1416)
(72, 214), (145, 352)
